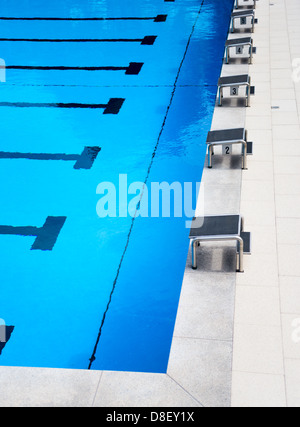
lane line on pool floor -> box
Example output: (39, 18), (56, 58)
(3, 62), (144, 75)
(0, 15), (167, 23)
(0, 36), (158, 45)
(0, 98), (125, 114)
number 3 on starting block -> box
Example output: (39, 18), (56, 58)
(230, 86), (239, 96)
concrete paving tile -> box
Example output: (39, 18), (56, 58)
(247, 104), (271, 117)
(251, 73), (271, 84)
(240, 199), (276, 226)
(243, 161), (274, 181)
(285, 359), (300, 407)
(280, 276), (300, 314)
(272, 112), (299, 125)
(241, 180), (275, 201)
(271, 46), (290, 55)
(250, 143), (273, 160)
(0, 367), (101, 407)
(246, 129), (273, 146)
(274, 156), (300, 174)
(273, 139), (300, 155)
(234, 286), (281, 327)
(248, 225), (277, 254)
(270, 42), (290, 51)
(269, 32), (289, 41)
(211, 108), (245, 130)
(271, 62), (293, 72)
(276, 194), (300, 218)
(202, 165), (242, 185)
(252, 37), (270, 47)
(173, 273), (235, 341)
(252, 93), (272, 105)
(282, 313), (300, 359)
(246, 116), (272, 130)
(167, 337), (232, 408)
(254, 56), (271, 66)
(277, 218), (300, 245)
(93, 371), (201, 408)
(278, 244), (300, 276)
(236, 252), (279, 287)
(275, 174), (300, 194)
(203, 184), (241, 215)
(271, 99), (297, 111)
(271, 69), (293, 80)
(232, 323), (284, 375)
(231, 372), (286, 407)
(273, 124), (300, 139)
(290, 47), (300, 55)
(271, 79), (294, 89)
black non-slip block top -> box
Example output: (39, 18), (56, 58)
(218, 74), (250, 85)
(189, 215), (241, 238)
(232, 10), (255, 17)
(206, 128), (246, 143)
(225, 37), (252, 46)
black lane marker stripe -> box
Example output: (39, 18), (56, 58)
(88, 0), (206, 370)
(0, 36), (157, 45)
(0, 216), (67, 251)
(3, 62), (144, 75)
(0, 146), (101, 170)
(0, 102), (106, 108)
(0, 14), (167, 22)
(0, 98), (125, 114)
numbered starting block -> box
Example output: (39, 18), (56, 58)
(218, 74), (255, 107)
(231, 10), (257, 33)
(224, 37), (255, 64)
(234, 0), (257, 9)
(189, 215), (252, 273)
(206, 128), (253, 170)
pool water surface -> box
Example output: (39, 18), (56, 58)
(0, 0), (234, 373)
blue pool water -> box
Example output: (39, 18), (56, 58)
(0, 0), (234, 373)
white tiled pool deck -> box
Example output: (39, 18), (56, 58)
(232, 0), (300, 407)
(1, 0), (300, 407)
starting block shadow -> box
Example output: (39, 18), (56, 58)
(0, 216), (67, 251)
(0, 146), (101, 170)
(0, 325), (15, 356)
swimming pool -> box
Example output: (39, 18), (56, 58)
(0, 0), (234, 373)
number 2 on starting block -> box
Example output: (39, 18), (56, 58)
(223, 145), (232, 155)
